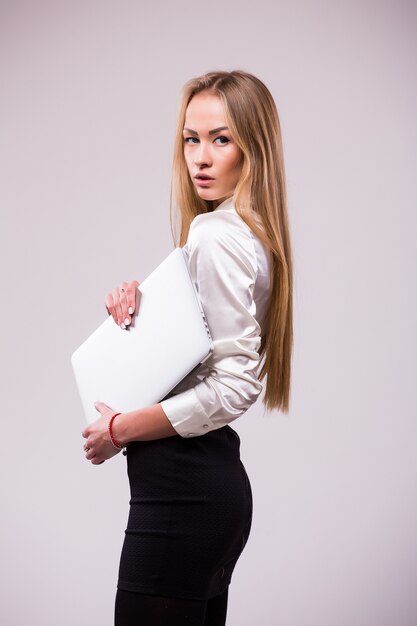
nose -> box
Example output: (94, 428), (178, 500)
(193, 141), (212, 167)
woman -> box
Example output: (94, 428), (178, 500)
(81, 70), (293, 626)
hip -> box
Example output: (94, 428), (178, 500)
(124, 424), (252, 507)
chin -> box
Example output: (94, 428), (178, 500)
(196, 189), (217, 200)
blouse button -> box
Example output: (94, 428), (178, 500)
(187, 433), (194, 437)
(203, 424), (209, 429)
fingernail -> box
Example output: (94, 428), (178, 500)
(128, 307), (134, 315)
(121, 322), (126, 329)
(124, 317), (130, 326)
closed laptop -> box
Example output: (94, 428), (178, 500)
(71, 247), (213, 423)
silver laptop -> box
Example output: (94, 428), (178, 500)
(71, 247), (213, 424)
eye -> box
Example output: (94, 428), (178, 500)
(183, 135), (230, 145)
(214, 135), (230, 145)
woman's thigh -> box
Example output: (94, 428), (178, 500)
(121, 428), (251, 599)
(204, 587), (229, 626)
(114, 587), (229, 626)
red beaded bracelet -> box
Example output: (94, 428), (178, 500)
(108, 412), (123, 450)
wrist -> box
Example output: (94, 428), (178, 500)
(110, 412), (130, 447)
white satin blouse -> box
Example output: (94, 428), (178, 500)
(160, 195), (272, 437)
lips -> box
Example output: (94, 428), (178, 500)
(195, 174), (214, 180)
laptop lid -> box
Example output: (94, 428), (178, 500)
(71, 247), (213, 424)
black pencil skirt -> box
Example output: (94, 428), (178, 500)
(116, 424), (253, 601)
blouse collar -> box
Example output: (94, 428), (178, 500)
(213, 195), (234, 211)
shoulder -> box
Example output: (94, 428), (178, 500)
(188, 207), (254, 248)
(186, 208), (258, 277)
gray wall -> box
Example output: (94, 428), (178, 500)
(1, 1), (416, 624)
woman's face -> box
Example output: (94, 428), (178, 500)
(183, 92), (243, 209)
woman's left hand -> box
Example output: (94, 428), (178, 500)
(82, 401), (122, 465)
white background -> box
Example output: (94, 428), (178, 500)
(1, 1), (416, 624)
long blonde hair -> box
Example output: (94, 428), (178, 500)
(169, 70), (293, 414)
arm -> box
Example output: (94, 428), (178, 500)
(110, 211), (261, 444)
(158, 212), (263, 438)
(83, 212), (263, 461)
(112, 402), (178, 444)
(82, 400), (177, 465)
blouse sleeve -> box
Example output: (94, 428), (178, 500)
(159, 211), (263, 437)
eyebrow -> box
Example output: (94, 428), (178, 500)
(183, 126), (229, 136)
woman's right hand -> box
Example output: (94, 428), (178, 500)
(105, 280), (140, 329)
